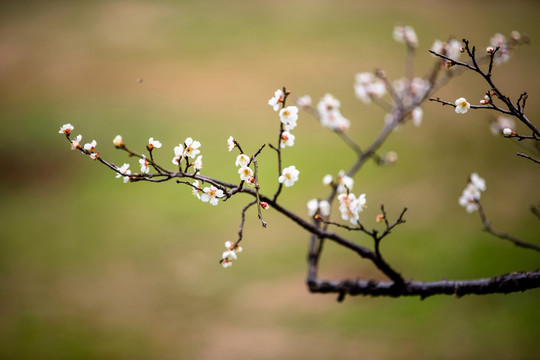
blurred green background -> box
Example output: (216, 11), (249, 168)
(1, 0), (539, 359)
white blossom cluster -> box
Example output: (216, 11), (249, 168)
(172, 137), (203, 172)
(393, 25), (418, 48)
(221, 241), (243, 268)
(316, 93), (351, 131)
(431, 38), (462, 61)
(354, 72), (386, 104)
(489, 32), (521, 65)
(459, 173), (486, 213)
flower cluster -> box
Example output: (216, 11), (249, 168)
(316, 93), (350, 131)
(307, 199), (330, 217)
(234, 153), (255, 185)
(393, 77), (430, 109)
(459, 173), (486, 213)
(393, 24), (418, 48)
(221, 241), (243, 268)
(338, 192), (367, 225)
(268, 88), (285, 111)
(200, 185), (224, 206)
(172, 137), (203, 172)
(354, 72), (386, 104)
(431, 38), (462, 62)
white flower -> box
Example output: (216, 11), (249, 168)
(322, 174), (333, 186)
(222, 250), (237, 261)
(307, 199), (319, 217)
(278, 165), (300, 187)
(490, 116), (515, 135)
(279, 106), (299, 131)
(338, 193), (367, 225)
(317, 94), (350, 131)
(455, 97), (470, 114)
(459, 173), (486, 213)
(59, 124), (74, 135)
(307, 198), (331, 217)
(139, 155), (150, 174)
(148, 137), (162, 150)
(183, 137), (201, 159)
(113, 135), (124, 148)
(470, 173), (486, 192)
(280, 131), (295, 148)
(296, 95), (312, 108)
(89, 152), (99, 160)
(192, 155), (203, 171)
(238, 166), (253, 181)
(83, 140), (97, 152)
(172, 144), (184, 166)
(201, 185), (224, 206)
(225, 241), (242, 253)
(431, 39), (461, 61)
(384, 151), (398, 164)
(268, 89), (284, 111)
(227, 136), (236, 151)
(235, 154), (250, 168)
(70, 135), (82, 150)
(337, 170), (354, 193)
(412, 107), (423, 127)
(459, 184), (480, 213)
(116, 163), (131, 183)
(192, 180), (202, 199)
(393, 25), (418, 47)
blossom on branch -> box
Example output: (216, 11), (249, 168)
(317, 93), (350, 131)
(183, 137), (201, 159)
(307, 199), (331, 217)
(458, 173), (486, 213)
(268, 88), (284, 111)
(235, 154), (250, 168)
(338, 192), (367, 225)
(113, 135), (124, 148)
(393, 25), (418, 48)
(431, 39), (461, 61)
(278, 165), (300, 187)
(354, 72), (386, 104)
(238, 166), (253, 181)
(192, 155), (203, 171)
(455, 97), (470, 114)
(337, 170), (354, 194)
(192, 180), (202, 199)
(280, 131), (295, 148)
(139, 155), (150, 174)
(83, 140), (97, 152)
(227, 136), (236, 152)
(296, 95), (312, 108)
(172, 144), (184, 166)
(201, 185), (224, 206)
(70, 135), (82, 150)
(148, 137), (162, 150)
(279, 106), (299, 131)
(59, 123), (74, 135)
(116, 163), (131, 184)
(490, 116), (515, 135)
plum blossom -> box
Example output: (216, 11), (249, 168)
(201, 185), (224, 206)
(280, 131), (295, 148)
(116, 163), (131, 183)
(238, 166), (253, 181)
(354, 72), (386, 104)
(59, 124), (74, 135)
(268, 88), (284, 111)
(503, 128), (515, 136)
(89, 152), (99, 160)
(113, 135), (124, 148)
(148, 137), (162, 150)
(393, 25), (418, 48)
(459, 173), (486, 213)
(192, 155), (203, 171)
(183, 137), (201, 159)
(278, 165), (300, 187)
(296, 95), (312, 108)
(307, 199), (331, 217)
(455, 97), (470, 114)
(227, 136), (236, 151)
(192, 180), (202, 199)
(392, 77), (430, 108)
(336, 170), (354, 193)
(490, 33), (511, 65)
(338, 193), (367, 225)
(431, 39), (461, 61)
(172, 144), (184, 166)
(490, 116), (515, 135)
(279, 106), (299, 131)
(83, 140), (97, 152)
(317, 93), (350, 131)
(322, 174), (333, 186)
(139, 155), (150, 174)
(235, 154), (250, 168)
(70, 135), (82, 150)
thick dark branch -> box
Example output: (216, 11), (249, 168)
(307, 269), (540, 299)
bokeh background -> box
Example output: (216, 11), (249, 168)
(1, 0), (539, 359)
